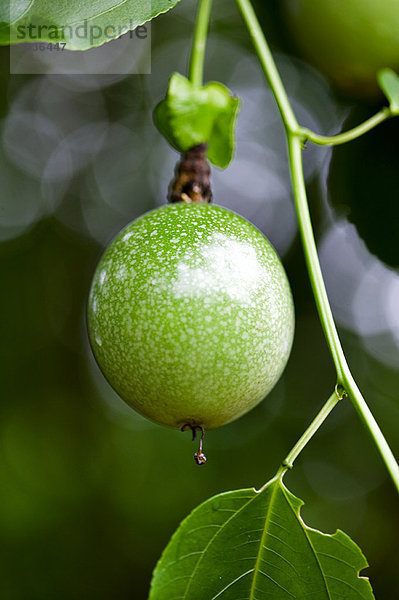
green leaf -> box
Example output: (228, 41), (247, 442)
(154, 73), (240, 168)
(378, 68), (399, 114)
(149, 475), (374, 600)
(0, 0), (182, 50)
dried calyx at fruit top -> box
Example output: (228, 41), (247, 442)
(155, 72), (240, 204)
(169, 143), (212, 204)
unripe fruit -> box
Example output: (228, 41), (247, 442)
(88, 203), (294, 430)
(282, 0), (399, 99)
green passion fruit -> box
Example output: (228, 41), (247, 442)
(88, 202), (294, 431)
(282, 0), (399, 99)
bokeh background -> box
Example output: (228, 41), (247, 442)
(1, 1), (398, 598)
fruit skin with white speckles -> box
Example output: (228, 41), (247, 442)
(88, 203), (294, 430)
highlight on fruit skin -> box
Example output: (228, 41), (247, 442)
(87, 202), (294, 431)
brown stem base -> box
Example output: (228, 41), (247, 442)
(169, 144), (212, 204)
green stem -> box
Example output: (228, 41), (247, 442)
(287, 136), (345, 381)
(301, 107), (391, 146)
(189, 0), (213, 87)
(281, 389), (342, 473)
(234, 0), (298, 132)
(235, 0), (399, 493)
(288, 135), (399, 493)
(341, 371), (399, 491)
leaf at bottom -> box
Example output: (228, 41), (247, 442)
(149, 475), (374, 600)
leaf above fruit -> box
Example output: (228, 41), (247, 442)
(0, 0), (182, 50)
(154, 73), (240, 168)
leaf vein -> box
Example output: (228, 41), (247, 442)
(257, 568), (296, 598)
(210, 569), (254, 600)
(182, 493), (257, 599)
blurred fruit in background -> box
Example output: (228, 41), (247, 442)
(282, 0), (399, 99)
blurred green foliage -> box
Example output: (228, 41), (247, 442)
(0, 2), (398, 599)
